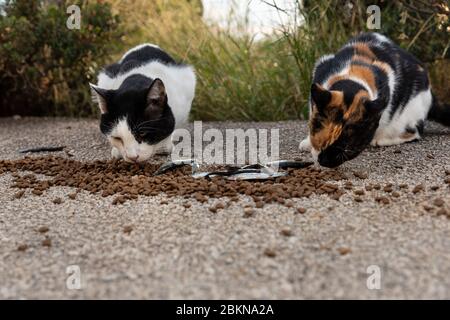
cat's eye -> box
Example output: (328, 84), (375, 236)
(112, 136), (122, 143)
(149, 98), (160, 105)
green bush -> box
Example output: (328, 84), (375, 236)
(0, 0), (122, 117)
(301, 0), (449, 62)
(1, 0), (448, 119)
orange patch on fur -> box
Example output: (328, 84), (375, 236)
(372, 60), (391, 74)
(310, 121), (344, 151)
(327, 75), (346, 87)
(344, 90), (370, 121)
(400, 131), (416, 140)
(348, 65), (376, 93)
(352, 54), (374, 64)
(309, 88), (345, 150)
(353, 43), (376, 59)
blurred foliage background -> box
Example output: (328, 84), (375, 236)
(0, 0), (121, 116)
(0, 0), (449, 120)
(298, 0), (450, 107)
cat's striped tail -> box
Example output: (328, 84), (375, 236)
(429, 94), (450, 126)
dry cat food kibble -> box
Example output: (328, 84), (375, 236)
(0, 156), (347, 207)
(209, 206), (217, 213)
(1, 156), (445, 212)
(123, 226), (133, 234)
(42, 238), (51, 247)
(68, 192), (77, 200)
(338, 247), (351, 255)
(38, 226), (49, 233)
(353, 171), (368, 179)
(32, 189), (43, 196)
(17, 244), (28, 252)
(412, 184), (424, 194)
(215, 202), (226, 210)
(243, 207), (254, 217)
(433, 198), (445, 207)
(437, 208), (449, 217)
(255, 201), (264, 208)
(264, 248), (277, 258)
(297, 207), (307, 214)
(13, 190), (25, 199)
(375, 196), (390, 205)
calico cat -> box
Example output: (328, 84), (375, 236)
(90, 44), (196, 163)
(300, 32), (450, 168)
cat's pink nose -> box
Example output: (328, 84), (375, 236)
(127, 154), (139, 162)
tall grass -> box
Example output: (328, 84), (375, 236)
(2, 0), (447, 118)
(107, 0), (312, 121)
(105, 0), (449, 121)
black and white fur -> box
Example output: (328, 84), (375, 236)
(90, 44), (196, 163)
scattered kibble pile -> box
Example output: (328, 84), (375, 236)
(0, 156), (347, 206)
(1, 157), (448, 216)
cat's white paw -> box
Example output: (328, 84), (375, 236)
(111, 147), (122, 159)
(299, 137), (312, 152)
(371, 133), (420, 147)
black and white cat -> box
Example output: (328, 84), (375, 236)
(90, 44), (196, 163)
(300, 32), (450, 167)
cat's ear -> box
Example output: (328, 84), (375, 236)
(90, 83), (109, 114)
(311, 83), (331, 111)
(145, 79), (167, 117)
(363, 98), (384, 115)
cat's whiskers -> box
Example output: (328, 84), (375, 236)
(136, 117), (169, 127)
(102, 123), (115, 132)
(135, 118), (170, 132)
(135, 124), (162, 130)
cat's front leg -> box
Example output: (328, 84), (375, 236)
(371, 128), (421, 147)
(371, 134), (420, 147)
(111, 147), (122, 159)
(299, 136), (312, 152)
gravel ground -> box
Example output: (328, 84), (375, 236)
(0, 117), (449, 299)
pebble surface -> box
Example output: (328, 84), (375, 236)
(0, 117), (449, 299)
